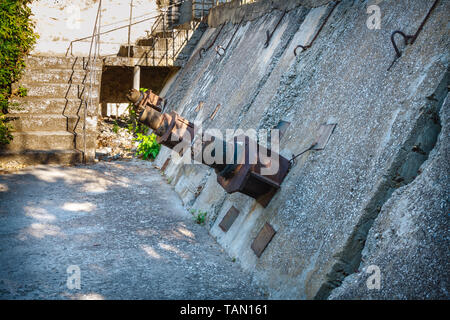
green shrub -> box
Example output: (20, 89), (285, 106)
(0, 0), (38, 146)
(133, 132), (161, 160)
(0, 113), (13, 145)
(17, 85), (27, 97)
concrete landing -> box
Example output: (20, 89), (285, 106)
(0, 160), (264, 300)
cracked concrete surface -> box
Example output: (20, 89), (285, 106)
(0, 160), (265, 300)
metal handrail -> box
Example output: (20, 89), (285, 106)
(65, 14), (160, 57)
(130, 10), (203, 68)
(80, 0), (102, 163)
(65, 0), (205, 57)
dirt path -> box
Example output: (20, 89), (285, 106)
(0, 160), (264, 300)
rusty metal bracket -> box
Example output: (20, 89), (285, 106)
(387, 0), (439, 71)
(127, 90), (291, 208)
(215, 17), (245, 57)
(264, 10), (287, 48)
(199, 23), (226, 58)
(293, 0), (341, 56)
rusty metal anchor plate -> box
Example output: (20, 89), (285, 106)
(219, 206), (240, 232)
(312, 123), (336, 150)
(251, 223), (276, 258)
(161, 157), (171, 172)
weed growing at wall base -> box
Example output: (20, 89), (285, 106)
(134, 133), (161, 160)
(191, 209), (207, 225)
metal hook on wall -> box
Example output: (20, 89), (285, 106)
(215, 45), (226, 56)
(390, 31), (415, 58)
(264, 10), (287, 48)
(387, 0), (439, 71)
(214, 16), (245, 58)
(199, 23), (226, 59)
(292, 0), (341, 57)
(293, 45), (307, 56)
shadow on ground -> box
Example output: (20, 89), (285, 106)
(0, 160), (264, 300)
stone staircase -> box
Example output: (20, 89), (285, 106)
(114, 2), (209, 68)
(0, 55), (101, 169)
(115, 22), (207, 68)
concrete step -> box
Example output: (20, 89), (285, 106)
(20, 68), (100, 84)
(4, 131), (75, 151)
(15, 82), (99, 99)
(7, 114), (83, 132)
(25, 55), (101, 71)
(75, 131), (98, 151)
(117, 43), (197, 60)
(8, 97), (97, 115)
(0, 149), (82, 168)
(136, 38), (156, 46)
(117, 45), (162, 59)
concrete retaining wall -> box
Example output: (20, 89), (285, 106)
(153, 0), (449, 299)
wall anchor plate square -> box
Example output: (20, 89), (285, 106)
(274, 120), (291, 140)
(161, 157), (171, 172)
(219, 206), (240, 232)
(312, 123), (336, 150)
(251, 222), (276, 258)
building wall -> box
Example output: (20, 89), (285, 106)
(30, 0), (158, 56)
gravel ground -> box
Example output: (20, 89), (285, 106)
(0, 160), (265, 300)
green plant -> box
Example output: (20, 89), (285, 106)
(112, 120), (119, 134)
(17, 85), (27, 97)
(0, 0), (38, 146)
(133, 132), (161, 160)
(126, 87), (149, 136)
(0, 113), (13, 145)
(192, 210), (207, 225)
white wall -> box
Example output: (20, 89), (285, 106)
(30, 0), (158, 57)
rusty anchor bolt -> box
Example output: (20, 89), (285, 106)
(390, 31), (415, 58)
(294, 45), (309, 56)
(215, 45), (226, 56)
